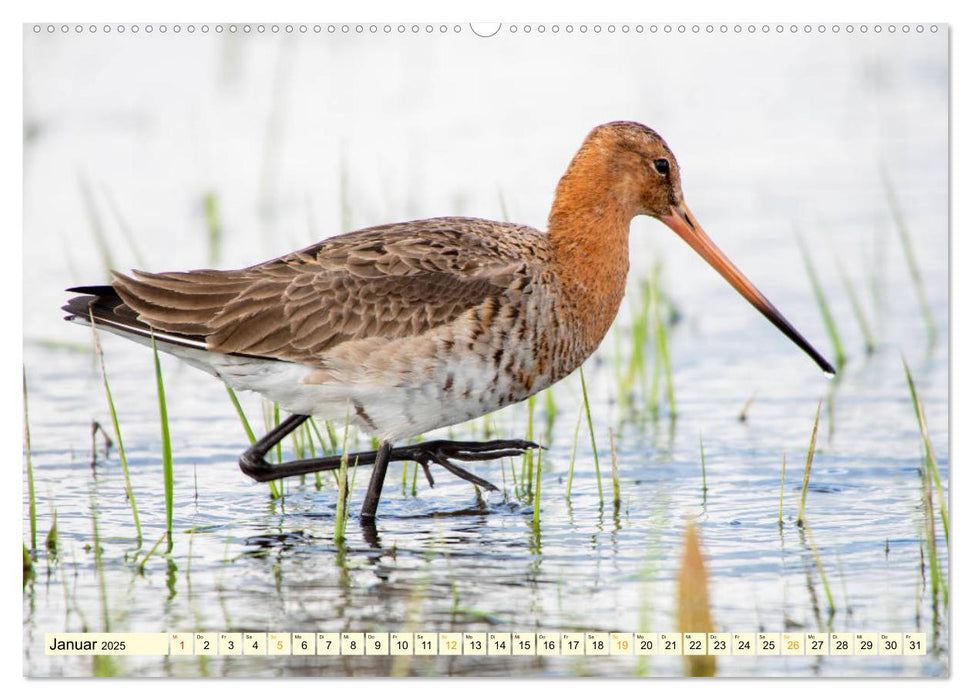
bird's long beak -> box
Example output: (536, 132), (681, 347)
(659, 202), (835, 375)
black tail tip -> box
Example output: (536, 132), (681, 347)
(66, 284), (115, 296)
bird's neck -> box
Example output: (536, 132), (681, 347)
(547, 157), (635, 355)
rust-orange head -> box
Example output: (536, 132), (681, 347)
(551, 121), (686, 226)
(552, 121), (835, 375)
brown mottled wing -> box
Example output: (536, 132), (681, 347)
(110, 217), (545, 363)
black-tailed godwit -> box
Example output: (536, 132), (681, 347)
(64, 122), (833, 520)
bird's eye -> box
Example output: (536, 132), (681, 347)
(654, 158), (670, 176)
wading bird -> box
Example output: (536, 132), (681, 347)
(64, 122), (833, 521)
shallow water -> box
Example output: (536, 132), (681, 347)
(23, 24), (948, 677)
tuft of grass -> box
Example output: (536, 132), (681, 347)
(24, 367), (36, 552)
(803, 523), (835, 616)
(410, 451), (419, 496)
(79, 176), (115, 278)
(608, 428), (621, 509)
(619, 281), (651, 417)
(259, 402), (283, 499)
(921, 468), (946, 614)
(797, 401), (822, 528)
(308, 418), (342, 488)
(698, 432), (708, 500)
(89, 491), (110, 632)
(23, 543), (34, 583)
(543, 388), (558, 438)
(90, 318), (142, 543)
(834, 255), (876, 354)
(137, 533), (168, 575)
(46, 510), (59, 556)
(522, 394), (536, 496)
(902, 358), (948, 544)
(151, 335), (174, 542)
(796, 232), (846, 371)
(273, 403), (282, 470)
(101, 183), (146, 269)
(532, 441), (543, 528)
(579, 367), (603, 507)
(647, 266), (676, 417)
(902, 359), (948, 614)
(333, 409), (352, 544)
(272, 404), (283, 498)
(882, 168), (936, 346)
(203, 190), (222, 267)
(90, 421), (113, 467)
(738, 393), (756, 422)
(655, 281), (676, 417)
(677, 522), (715, 677)
(565, 404), (583, 501)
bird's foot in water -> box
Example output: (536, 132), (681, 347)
(390, 439), (541, 491)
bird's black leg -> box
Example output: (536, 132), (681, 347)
(238, 413), (315, 481)
(360, 441), (392, 522)
(238, 416), (540, 516)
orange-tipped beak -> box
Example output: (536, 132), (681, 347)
(659, 202), (835, 375)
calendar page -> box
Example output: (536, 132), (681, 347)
(22, 18), (948, 679)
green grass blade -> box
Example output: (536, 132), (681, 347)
(79, 176), (115, 278)
(579, 367), (603, 507)
(522, 394), (536, 495)
(609, 428), (621, 509)
(834, 255), (876, 354)
(796, 232), (846, 370)
(922, 463), (945, 612)
(151, 335), (174, 540)
(543, 388), (557, 438)
(89, 490), (110, 632)
(334, 407), (352, 543)
(902, 358), (948, 544)
(137, 533), (169, 575)
(565, 404), (582, 501)
(882, 168), (936, 346)
(797, 401), (822, 528)
(23, 367), (37, 552)
(45, 509), (58, 556)
(23, 543), (34, 582)
(803, 523), (835, 615)
(90, 319), (142, 544)
(652, 269), (676, 416)
(225, 387), (257, 444)
(532, 441), (542, 528)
